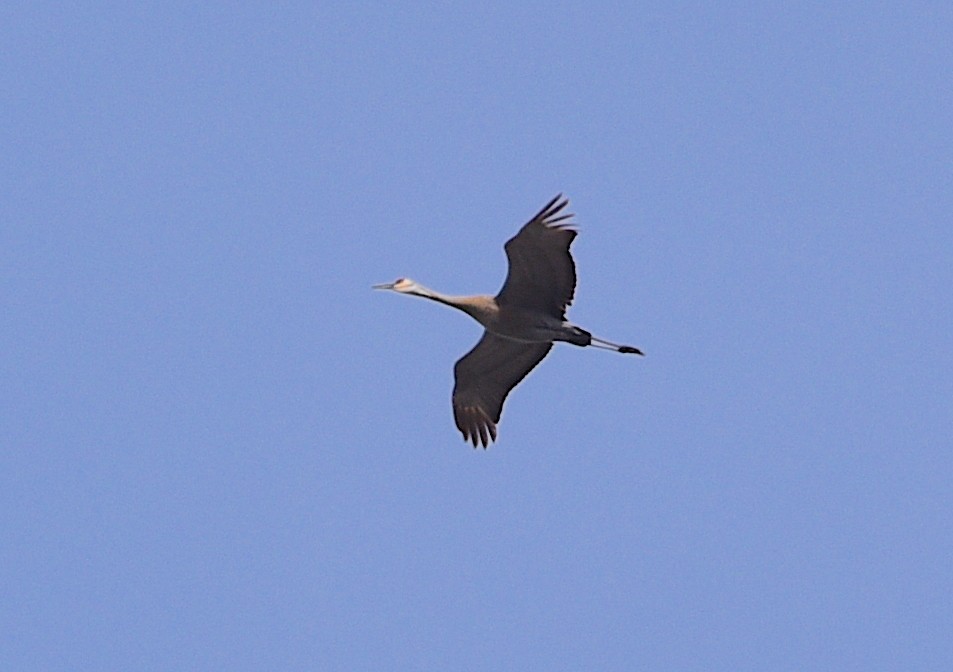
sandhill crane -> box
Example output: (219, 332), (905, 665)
(374, 195), (643, 448)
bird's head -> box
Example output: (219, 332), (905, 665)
(372, 277), (423, 295)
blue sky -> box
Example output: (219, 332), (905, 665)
(3, 3), (952, 670)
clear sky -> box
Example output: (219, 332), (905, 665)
(3, 3), (952, 670)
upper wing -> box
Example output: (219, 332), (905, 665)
(495, 194), (578, 318)
(452, 331), (553, 448)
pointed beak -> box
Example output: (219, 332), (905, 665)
(372, 282), (395, 290)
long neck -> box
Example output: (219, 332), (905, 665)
(411, 285), (494, 324)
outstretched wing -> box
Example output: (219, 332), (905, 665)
(496, 194), (578, 319)
(452, 332), (553, 448)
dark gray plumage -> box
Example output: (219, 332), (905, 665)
(374, 195), (643, 448)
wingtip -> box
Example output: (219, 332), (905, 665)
(455, 406), (498, 449)
(530, 194), (571, 224)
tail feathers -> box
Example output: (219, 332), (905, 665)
(567, 326), (592, 347)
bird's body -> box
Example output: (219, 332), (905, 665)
(374, 195), (643, 448)
(401, 287), (588, 345)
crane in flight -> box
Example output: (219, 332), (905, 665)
(374, 195), (643, 448)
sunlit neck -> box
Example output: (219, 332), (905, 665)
(410, 284), (462, 306)
(407, 284), (486, 316)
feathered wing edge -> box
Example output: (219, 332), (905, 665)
(452, 332), (553, 448)
(497, 194), (578, 317)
